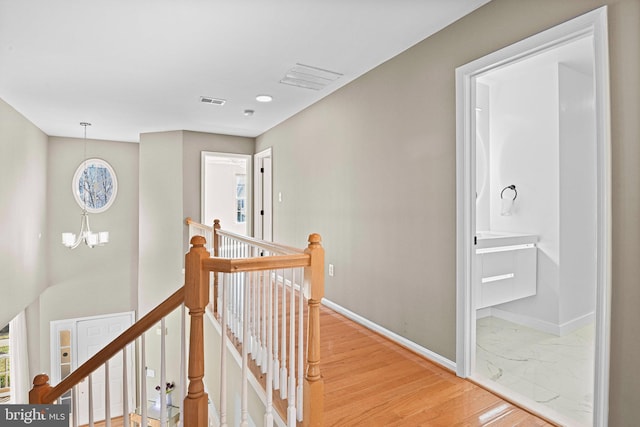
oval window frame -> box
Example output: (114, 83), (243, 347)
(71, 158), (118, 213)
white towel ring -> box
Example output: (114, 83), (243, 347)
(501, 185), (517, 200)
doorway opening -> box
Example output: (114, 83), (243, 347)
(201, 152), (252, 236)
(456, 7), (610, 427)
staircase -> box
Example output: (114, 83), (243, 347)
(30, 219), (324, 427)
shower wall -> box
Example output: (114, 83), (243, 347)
(476, 58), (596, 334)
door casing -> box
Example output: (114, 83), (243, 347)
(50, 311), (135, 423)
(455, 6), (611, 425)
(254, 148), (273, 241)
(200, 151), (252, 235)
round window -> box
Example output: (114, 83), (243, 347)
(72, 158), (118, 213)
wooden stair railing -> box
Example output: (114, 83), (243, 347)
(31, 220), (323, 427)
(29, 286), (186, 405)
(187, 218), (324, 427)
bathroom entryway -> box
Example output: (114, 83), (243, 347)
(455, 7), (611, 427)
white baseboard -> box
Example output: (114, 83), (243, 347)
(322, 298), (457, 372)
(487, 307), (595, 336)
(476, 307), (492, 319)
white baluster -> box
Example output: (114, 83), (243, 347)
(104, 360), (111, 427)
(297, 267), (304, 421)
(220, 274), (229, 427)
(88, 374), (94, 427)
(180, 303), (186, 421)
(240, 272), (250, 427)
(235, 268), (240, 341)
(261, 269), (268, 372)
(251, 270), (258, 362)
(72, 385), (78, 427)
(246, 271), (253, 356)
(287, 269), (297, 427)
(160, 317), (167, 426)
(141, 334), (148, 427)
(273, 271), (280, 391)
(264, 269), (274, 427)
(280, 271), (288, 399)
(122, 346), (129, 427)
(231, 241), (237, 336)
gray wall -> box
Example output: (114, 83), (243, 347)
(138, 130), (255, 314)
(256, 0), (640, 423)
(138, 130), (254, 398)
(182, 131), (255, 254)
(0, 98), (48, 328)
(139, 131), (184, 315)
(39, 135), (139, 374)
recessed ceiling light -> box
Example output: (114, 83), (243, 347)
(256, 95), (273, 103)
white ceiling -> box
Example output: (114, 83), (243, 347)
(0, 0), (489, 142)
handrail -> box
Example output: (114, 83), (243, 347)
(30, 219), (323, 426)
(202, 254), (310, 273)
(30, 286), (186, 404)
(186, 217), (304, 255)
(185, 216), (212, 231)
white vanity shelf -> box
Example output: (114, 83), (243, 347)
(475, 231), (538, 309)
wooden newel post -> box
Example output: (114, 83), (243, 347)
(184, 236), (211, 427)
(213, 219), (221, 314)
(303, 233), (324, 427)
(29, 374), (53, 404)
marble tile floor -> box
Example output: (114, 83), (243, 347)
(475, 316), (595, 426)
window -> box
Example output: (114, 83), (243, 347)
(0, 323), (10, 403)
(236, 174), (246, 223)
(72, 158), (118, 213)
(58, 330), (72, 408)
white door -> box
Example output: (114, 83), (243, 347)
(76, 313), (134, 425)
(254, 148), (273, 242)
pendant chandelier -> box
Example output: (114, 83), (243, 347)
(61, 122), (110, 249)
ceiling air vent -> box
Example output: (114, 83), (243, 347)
(280, 63), (343, 90)
(200, 96), (226, 106)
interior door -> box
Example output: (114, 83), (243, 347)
(76, 313), (134, 424)
(254, 148), (272, 242)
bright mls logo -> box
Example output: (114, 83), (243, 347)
(1, 405), (67, 426)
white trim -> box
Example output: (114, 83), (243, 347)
(469, 374), (583, 427)
(487, 307), (595, 337)
(254, 148), (273, 241)
(476, 243), (535, 254)
(321, 298), (456, 372)
(72, 157), (118, 213)
(201, 151), (253, 234)
(50, 310), (136, 384)
(455, 7), (611, 426)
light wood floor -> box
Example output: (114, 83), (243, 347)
(80, 302), (554, 427)
(319, 306), (554, 426)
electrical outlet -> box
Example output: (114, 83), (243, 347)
(147, 368), (155, 378)
(328, 264), (334, 277)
